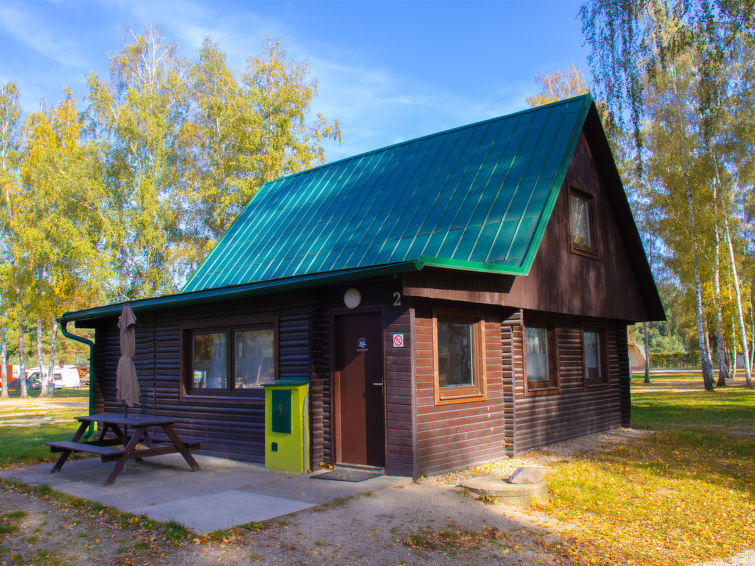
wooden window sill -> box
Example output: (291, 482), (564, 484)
(435, 391), (487, 405)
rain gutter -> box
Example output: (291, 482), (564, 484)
(59, 321), (95, 438)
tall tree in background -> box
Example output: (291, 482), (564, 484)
(0, 26), (342, 386)
(581, 0), (754, 389)
(525, 65), (590, 107)
(91, 30), (341, 298)
(645, 49), (717, 390)
(19, 91), (111, 396)
(88, 26), (188, 299)
(0, 82), (20, 398)
(181, 39), (340, 276)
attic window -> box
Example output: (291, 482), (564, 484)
(569, 188), (597, 257)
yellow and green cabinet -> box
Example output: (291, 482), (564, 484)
(61, 95), (664, 477)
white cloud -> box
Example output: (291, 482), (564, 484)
(0, 3), (89, 68)
(2, 0), (543, 161)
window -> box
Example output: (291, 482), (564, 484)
(583, 329), (606, 383)
(526, 327), (549, 381)
(433, 309), (486, 404)
(569, 188), (597, 257)
(183, 316), (277, 397)
(524, 323), (558, 392)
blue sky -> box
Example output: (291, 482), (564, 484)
(0, 0), (592, 161)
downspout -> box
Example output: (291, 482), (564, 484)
(59, 320), (95, 439)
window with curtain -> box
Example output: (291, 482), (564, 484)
(184, 317), (277, 395)
(583, 329), (604, 381)
(526, 327), (549, 382)
(524, 322), (557, 392)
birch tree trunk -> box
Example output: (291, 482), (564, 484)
(37, 319), (52, 397)
(731, 317), (738, 379)
(643, 321), (651, 383)
(712, 196), (728, 386)
(46, 322), (58, 397)
(0, 326), (7, 399)
(685, 172), (715, 390)
(18, 316), (27, 398)
(723, 215), (752, 388)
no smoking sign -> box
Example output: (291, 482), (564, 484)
(392, 333), (404, 348)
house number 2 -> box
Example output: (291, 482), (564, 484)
(392, 292), (402, 306)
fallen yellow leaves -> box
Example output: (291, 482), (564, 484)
(538, 428), (755, 566)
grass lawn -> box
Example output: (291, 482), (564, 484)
(541, 387), (755, 566)
(631, 369), (703, 383)
(0, 390), (89, 467)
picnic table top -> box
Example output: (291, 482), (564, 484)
(76, 413), (179, 427)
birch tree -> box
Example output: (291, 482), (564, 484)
(525, 65), (590, 107)
(181, 39), (341, 273)
(88, 26), (189, 299)
(581, 0), (753, 387)
(0, 82), (20, 398)
(19, 91), (112, 396)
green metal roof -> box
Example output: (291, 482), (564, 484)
(182, 95), (593, 293)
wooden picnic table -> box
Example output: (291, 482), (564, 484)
(47, 413), (200, 486)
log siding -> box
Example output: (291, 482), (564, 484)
(512, 313), (628, 454)
(413, 300), (506, 476)
(94, 295), (312, 463)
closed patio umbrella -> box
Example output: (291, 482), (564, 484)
(116, 305), (140, 414)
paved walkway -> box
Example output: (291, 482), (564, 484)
(0, 455), (405, 534)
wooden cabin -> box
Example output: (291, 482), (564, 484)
(61, 95), (664, 477)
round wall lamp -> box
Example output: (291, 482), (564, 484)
(343, 287), (362, 309)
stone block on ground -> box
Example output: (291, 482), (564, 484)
(506, 466), (547, 484)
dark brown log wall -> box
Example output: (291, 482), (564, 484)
(505, 311), (629, 454)
(505, 133), (649, 321)
(413, 300), (506, 477)
(93, 293), (312, 463)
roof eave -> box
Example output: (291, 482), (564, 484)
(60, 261), (422, 325)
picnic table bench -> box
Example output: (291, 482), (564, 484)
(47, 413), (200, 486)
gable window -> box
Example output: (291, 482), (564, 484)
(569, 188), (597, 257)
(183, 316), (277, 397)
(433, 309), (486, 404)
(524, 322), (558, 393)
(583, 329), (606, 383)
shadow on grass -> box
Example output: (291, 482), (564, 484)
(595, 428), (754, 497)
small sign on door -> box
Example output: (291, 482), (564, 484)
(392, 333), (404, 347)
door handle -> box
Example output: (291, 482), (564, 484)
(372, 380), (383, 387)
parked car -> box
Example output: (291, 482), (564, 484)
(3, 376), (33, 390)
(27, 368), (79, 388)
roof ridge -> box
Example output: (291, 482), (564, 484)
(273, 93), (594, 184)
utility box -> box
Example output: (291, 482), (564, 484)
(262, 379), (309, 473)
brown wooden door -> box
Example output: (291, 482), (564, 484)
(335, 312), (385, 467)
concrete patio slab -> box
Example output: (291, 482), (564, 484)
(0, 454), (406, 534)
